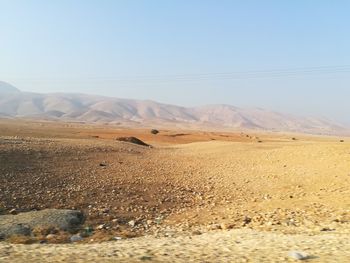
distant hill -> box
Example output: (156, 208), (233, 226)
(0, 81), (21, 94)
(0, 81), (348, 135)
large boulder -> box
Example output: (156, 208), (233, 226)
(0, 209), (85, 238)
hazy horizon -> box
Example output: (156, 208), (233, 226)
(1, 1), (350, 124)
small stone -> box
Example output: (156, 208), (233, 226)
(288, 251), (309, 260)
(102, 208), (110, 213)
(320, 227), (334, 232)
(207, 224), (221, 230)
(192, 230), (202, 235)
(9, 209), (17, 215)
(220, 223), (234, 230)
(70, 234), (83, 242)
(128, 220), (136, 227)
(155, 217), (163, 224)
(113, 236), (122, 240)
(96, 224), (106, 230)
(46, 234), (56, 240)
(243, 216), (252, 225)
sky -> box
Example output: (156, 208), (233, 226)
(1, 0), (350, 123)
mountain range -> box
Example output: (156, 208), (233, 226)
(0, 81), (347, 134)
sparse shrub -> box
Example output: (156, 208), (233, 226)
(151, 129), (159, 135)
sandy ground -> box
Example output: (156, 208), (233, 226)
(0, 119), (349, 262)
(1, 229), (349, 263)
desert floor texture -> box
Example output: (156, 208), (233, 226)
(0, 119), (349, 262)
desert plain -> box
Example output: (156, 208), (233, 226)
(0, 119), (349, 262)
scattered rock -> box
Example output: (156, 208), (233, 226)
(207, 224), (221, 230)
(320, 227), (335, 232)
(154, 217), (163, 225)
(45, 234), (56, 240)
(243, 216), (252, 226)
(9, 209), (17, 215)
(128, 220), (136, 228)
(220, 223), (234, 230)
(96, 224), (106, 230)
(192, 230), (202, 235)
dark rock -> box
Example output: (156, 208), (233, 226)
(243, 216), (252, 225)
(2, 224), (31, 237)
(0, 209), (85, 238)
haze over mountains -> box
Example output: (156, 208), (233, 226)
(0, 81), (347, 134)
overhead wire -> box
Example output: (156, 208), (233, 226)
(5, 65), (350, 83)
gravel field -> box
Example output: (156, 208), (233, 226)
(0, 120), (349, 262)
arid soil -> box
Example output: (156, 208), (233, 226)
(1, 229), (349, 263)
(0, 119), (349, 262)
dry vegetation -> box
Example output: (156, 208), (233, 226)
(0, 119), (349, 262)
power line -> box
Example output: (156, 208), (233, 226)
(5, 65), (350, 83)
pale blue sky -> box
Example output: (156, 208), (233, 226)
(1, 0), (350, 123)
